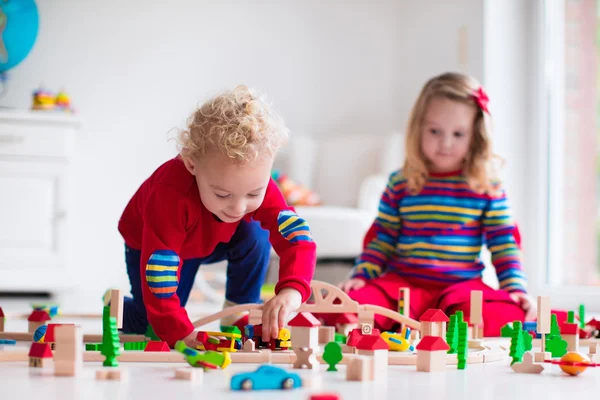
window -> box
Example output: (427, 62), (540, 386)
(538, 0), (600, 308)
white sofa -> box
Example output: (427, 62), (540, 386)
(273, 132), (405, 260)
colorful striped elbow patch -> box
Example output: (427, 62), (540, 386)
(146, 250), (180, 298)
(277, 210), (313, 243)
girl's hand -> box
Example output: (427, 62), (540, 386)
(339, 278), (366, 293)
(509, 292), (537, 321)
(261, 288), (302, 343)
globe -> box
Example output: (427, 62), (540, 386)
(0, 0), (39, 72)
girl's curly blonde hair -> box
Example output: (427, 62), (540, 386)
(178, 85), (289, 163)
(404, 72), (501, 195)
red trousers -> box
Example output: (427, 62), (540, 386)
(328, 273), (528, 337)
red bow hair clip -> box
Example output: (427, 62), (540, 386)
(473, 87), (490, 114)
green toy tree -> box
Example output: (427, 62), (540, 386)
(323, 342), (343, 372)
(446, 314), (458, 354)
(579, 304), (586, 329)
(509, 321), (525, 365)
(522, 330), (532, 352)
(457, 321), (468, 370)
(145, 324), (160, 341)
(500, 323), (513, 338)
(548, 314), (560, 338)
(101, 305), (121, 367)
(544, 313), (567, 357)
(567, 311), (575, 324)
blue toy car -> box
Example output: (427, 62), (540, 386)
(230, 364), (302, 391)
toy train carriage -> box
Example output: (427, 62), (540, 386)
(196, 331), (242, 352)
(243, 324), (291, 351)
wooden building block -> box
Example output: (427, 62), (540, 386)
(243, 339), (256, 352)
(511, 352), (544, 374)
(534, 352), (551, 362)
(110, 289), (124, 330)
(54, 325), (83, 376)
(416, 351), (446, 372)
(293, 347), (319, 370)
(291, 326), (319, 349)
(398, 288), (410, 318)
(175, 367), (203, 382)
(96, 369), (126, 380)
(537, 296), (551, 333)
(346, 355), (373, 381)
(318, 326), (335, 344)
(357, 311), (374, 327)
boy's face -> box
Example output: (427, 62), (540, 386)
(183, 151), (274, 223)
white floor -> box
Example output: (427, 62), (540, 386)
(1, 298), (599, 399)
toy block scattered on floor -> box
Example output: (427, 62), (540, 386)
(0, 339), (16, 345)
(124, 341), (146, 351)
(346, 355), (373, 381)
(27, 310), (51, 333)
(175, 367), (203, 382)
(416, 336), (449, 372)
(96, 369), (126, 380)
(0, 307), (5, 332)
(420, 309), (449, 339)
(318, 326), (335, 344)
(144, 341), (170, 352)
(309, 394), (340, 400)
(469, 290), (483, 340)
(511, 352), (544, 374)
(323, 342), (343, 371)
(28, 342), (52, 368)
(54, 325), (83, 377)
(293, 347), (319, 370)
(110, 289), (124, 330)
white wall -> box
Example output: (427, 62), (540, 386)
(4, 0), (484, 295)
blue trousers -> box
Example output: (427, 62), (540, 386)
(121, 220), (271, 334)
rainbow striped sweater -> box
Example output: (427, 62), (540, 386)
(351, 169), (527, 293)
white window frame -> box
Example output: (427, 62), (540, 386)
(530, 0), (600, 310)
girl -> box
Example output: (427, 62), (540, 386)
(338, 72), (534, 336)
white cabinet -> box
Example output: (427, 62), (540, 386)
(0, 111), (80, 292)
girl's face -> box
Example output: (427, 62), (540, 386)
(183, 151), (273, 223)
(420, 97), (477, 173)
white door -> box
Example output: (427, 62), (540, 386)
(0, 160), (68, 291)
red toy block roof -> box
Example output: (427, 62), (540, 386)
(587, 318), (600, 329)
(419, 309), (449, 323)
(44, 323), (75, 343)
(336, 313), (358, 324)
(561, 322), (579, 335)
(28, 310), (51, 322)
(416, 336), (450, 351)
(355, 335), (389, 351)
(346, 327), (381, 347)
(28, 342), (53, 358)
(0, 307), (4, 317)
(288, 312), (321, 327)
(144, 341), (170, 352)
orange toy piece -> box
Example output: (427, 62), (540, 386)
(546, 351), (599, 376)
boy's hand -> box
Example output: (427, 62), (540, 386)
(182, 330), (201, 349)
(339, 278), (366, 293)
(261, 288), (302, 343)
(509, 292), (537, 321)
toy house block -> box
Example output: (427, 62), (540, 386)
(346, 355), (373, 381)
(357, 310), (374, 326)
(54, 325), (83, 376)
(561, 323), (579, 352)
(420, 309), (449, 338)
(175, 367), (203, 382)
(96, 369), (126, 380)
(144, 341), (170, 352)
(28, 342), (53, 368)
(355, 335), (389, 379)
(110, 289), (124, 329)
(346, 327), (381, 348)
(319, 326), (335, 344)
(293, 347), (319, 370)
(289, 312), (321, 349)
(335, 313), (358, 336)
(27, 310), (51, 333)
(511, 352), (544, 374)
(248, 309), (262, 325)
(416, 336), (450, 372)
(0, 307), (4, 332)
(243, 339), (256, 352)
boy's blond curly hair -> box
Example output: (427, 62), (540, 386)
(404, 72), (501, 195)
(178, 85), (289, 163)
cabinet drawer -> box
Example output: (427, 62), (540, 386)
(0, 123), (74, 158)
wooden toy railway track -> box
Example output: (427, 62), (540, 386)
(193, 280), (421, 331)
(0, 343), (506, 365)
